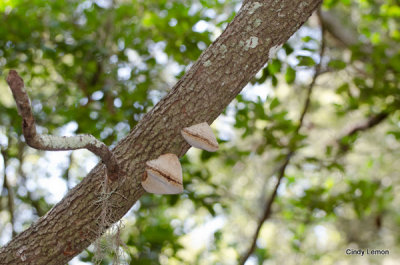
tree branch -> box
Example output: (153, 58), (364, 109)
(62, 153), (74, 191)
(0, 1), (322, 263)
(337, 111), (389, 153)
(1, 148), (16, 238)
(342, 112), (389, 137)
(6, 70), (119, 181)
(320, 10), (358, 47)
(239, 151), (293, 265)
(15, 141), (48, 217)
(320, 10), (372, 53)
(239, 9), (326, 264)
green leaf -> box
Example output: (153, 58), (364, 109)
(340, 0), (351, 6)
(328, 59), (347, 70)
(271, 75), (278, 87)
(283, 43), (294, 55)
(268, 59), (282, 75)
(323, 0), (340, 8)
(269, 97), (280, 110)
(285, 66), (296, 84)
(297, 55), (315, 66)
(336, 83), (350, 94)
(301, 36), (315, 42)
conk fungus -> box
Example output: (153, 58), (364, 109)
(141, 153), (183, 194)
(181, 122), (219, 152)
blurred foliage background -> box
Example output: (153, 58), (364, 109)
(0, 0), (400, 264)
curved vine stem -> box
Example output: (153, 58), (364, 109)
(6, 70), (120, 181)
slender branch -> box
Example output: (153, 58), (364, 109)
(239, 152), (293, 265)
(1, 148), (16, 238)
(342, 112), (389, 137)
(62, 152), (74, 191)
(336, 111), (389, 153)
(295, 13), (325, 136)
(4, 173), (16, 238)
(320, 10), (389, 156)
(6, 70), (120, 181)
(15, 141), (47, 217)
(320, 11), (372, 53)
(239, 9), (326, 265)
(320, 11), (358, 47)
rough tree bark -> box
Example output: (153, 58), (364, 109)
(0, 0), (322, 264)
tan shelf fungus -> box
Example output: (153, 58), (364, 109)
(141, 153), (183, 194)
(181, 122), (219, 152)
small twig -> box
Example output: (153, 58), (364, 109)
(6, 70), (119, 181)
(239, 9), (326, 265)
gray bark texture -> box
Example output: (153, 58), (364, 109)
(0, 0), (322, 264)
